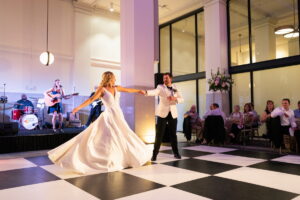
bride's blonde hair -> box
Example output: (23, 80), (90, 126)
(100, 71), (115, 87)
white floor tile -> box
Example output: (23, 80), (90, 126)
(116, 187), (211, 200)
(194, 154), (266, 167)
(272, 155), (300, 165)
(159, 146), (173, 151)
(122, 163), (209, 186)
(40, 164), (100, 179)
(0, 158), (37, 171)
(216, 167), (300, 194)
(183, 145), (237, 153)
(153, 153), (188, 164)
(0, 180), (100, 200)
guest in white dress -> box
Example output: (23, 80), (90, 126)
(48, 71), (151, 174)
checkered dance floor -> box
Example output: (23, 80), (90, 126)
(0, 144), (300, 200)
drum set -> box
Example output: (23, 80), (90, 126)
(11, 98), (46, 130)
(12, 106), (38, 130)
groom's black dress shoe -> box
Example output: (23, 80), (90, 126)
(151, 155), (157, 161)
(174, 154), (181, 159)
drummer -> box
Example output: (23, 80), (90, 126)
(14, 94), (34, 110)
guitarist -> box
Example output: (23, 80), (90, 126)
(44, 79), (71, 133)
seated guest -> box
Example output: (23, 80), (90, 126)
(14, 94), (34, 110)
(243, 103), (255, 127)
(293, 101), (300, 152)
(261, 100), (275, 139)
(184, 105), (202, 143)
(229, 105), (243, 142)
(271, 98), (296, 152)
(248, 102), (259, 127)
(294, 101), (300, 118)
(203, 103), (226, 122)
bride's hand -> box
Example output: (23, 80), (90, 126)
(72, 107), (80, 115)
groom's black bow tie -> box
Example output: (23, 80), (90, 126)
(167, 86), (173, 90)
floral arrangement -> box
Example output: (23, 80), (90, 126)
(208, 68), (234, 92)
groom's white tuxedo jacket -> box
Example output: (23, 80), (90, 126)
(146, 84), (184, 118)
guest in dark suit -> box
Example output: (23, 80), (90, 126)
(85, 87), (103, 127)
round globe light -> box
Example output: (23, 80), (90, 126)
(40, 51), (54, 66)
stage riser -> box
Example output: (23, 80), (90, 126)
(0, 134), (78, 153)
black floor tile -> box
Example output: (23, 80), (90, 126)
(223, 150), (281, 160)
(173, 176), (298, 200)
(249, 161), (300, 176)
(66, 171), (164, 200)
(160, 149), (212, 158)
(162, 158), (240, 175)
(25, 156), (53, 166)
(0, 167), (60, 190)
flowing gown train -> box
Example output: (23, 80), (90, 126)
(48, 88), (151, 174)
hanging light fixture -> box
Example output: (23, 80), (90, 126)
(40, 0), (54, 66)
(284, 0), (299, 38)
(109, 2), (115, 12)
(284, 31), (299, 38)
(274, 25), (294, 35)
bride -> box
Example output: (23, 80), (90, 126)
(48, 71), (151, 174)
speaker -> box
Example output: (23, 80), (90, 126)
(0, 122), (19, 135)
(154, 73), (164, 87)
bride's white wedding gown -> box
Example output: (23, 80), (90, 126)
(48, 88), (151, 174)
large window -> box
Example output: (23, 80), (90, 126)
(159, 8), (205, 75)
(197, 12), (205, 72)
(159, 8), (206, 132)
(229, 0), (300, 66)
(229, 0), (300, 115)
(172, 16), (196, 76)
(175, 81), (197, 131)
(253, 65), (300, 114)
(229, 0), (250, 66)
(160, 26), (170, 73)
(231, 72), (251, 108)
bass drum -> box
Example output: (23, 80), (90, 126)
(21, 114), (38, 130)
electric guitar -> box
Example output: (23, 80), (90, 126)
(44, 93), (79, 107)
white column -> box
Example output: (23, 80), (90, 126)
(120, 0), (159, 143)
(253, 18), (276, 62)
(204, 0), (229, 115)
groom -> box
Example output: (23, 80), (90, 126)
(144, 73), (184, 161)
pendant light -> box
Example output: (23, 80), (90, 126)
(284, 0), (299, 38)
(40, 0), (54, 66)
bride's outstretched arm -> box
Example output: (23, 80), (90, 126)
(116, 86), (144, 94)
(72, 87), (103, 114)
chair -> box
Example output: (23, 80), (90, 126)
(183, 116), (192, 141)
(203, 115), (225, 145)
(240, 121), (252, 146)
(269, 116), (282, 150)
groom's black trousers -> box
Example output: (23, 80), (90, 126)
(153, 112), (179, 156)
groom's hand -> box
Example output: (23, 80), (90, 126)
(138, 90), (146, 95)
(167, 96), (177, 101)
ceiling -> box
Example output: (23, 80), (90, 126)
(74, 0), (204, 24)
